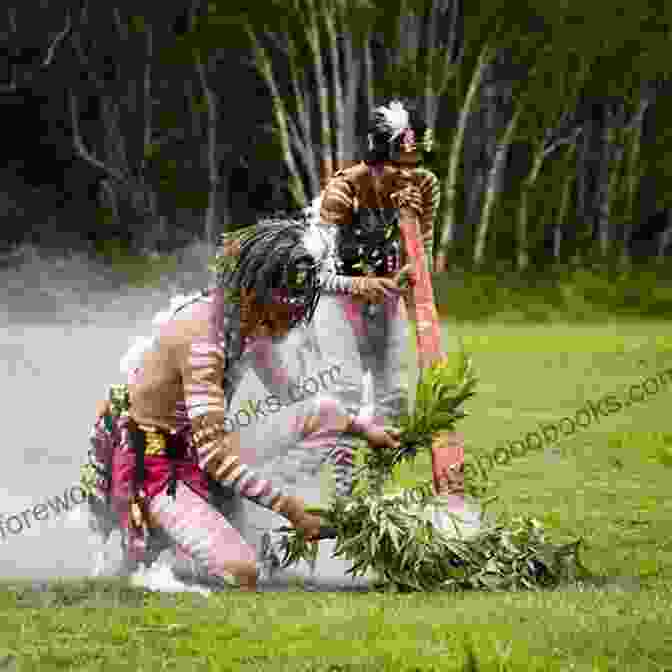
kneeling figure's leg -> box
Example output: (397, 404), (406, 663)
(147, 481), (258, 591)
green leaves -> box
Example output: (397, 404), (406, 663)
(275, 489), (589, 593)
(359, 350), (478, 491)
(271, 345), (588, 592)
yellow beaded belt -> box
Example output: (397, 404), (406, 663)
(138, 425), (168, 456)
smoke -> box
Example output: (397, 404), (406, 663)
(0, 241), (373, 591)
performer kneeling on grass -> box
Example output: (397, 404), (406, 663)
(90, 218), (401, 592)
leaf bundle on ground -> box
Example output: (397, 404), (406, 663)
(275, 352), (589, 592)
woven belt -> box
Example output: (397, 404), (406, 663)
(137, 424), (192, 457)
(138, 425), (168, 455)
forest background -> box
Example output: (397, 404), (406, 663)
(2, 0), (672, 321)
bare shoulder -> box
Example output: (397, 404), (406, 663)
(157, 301), (212, 354)
(327, 162), (369, 187)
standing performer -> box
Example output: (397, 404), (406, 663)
(315, 99), (442, 498)
(85, 217), (401, 591)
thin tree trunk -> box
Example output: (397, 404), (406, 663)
(194, 49), (219, 249)
(595, 103), (625, 258)
(424, 0), (463, 132)
(184, 77), (202, 139)
(335, 1), (362, 170)
(304, 0), (334, 184)
(553, 144), (577, 262)
(281, 30), (320, 196)
(658, 211), (672, 260)
(263, 27), (321, 198)
(435, 42), (493, 272)
(2, 7), (18, 92)
(621, 97), (651, 265)
(600, 127), (626, 258)
(323, 4), (344, 170)
(245, 23), (307, 207)
(363, 36), (374, 127)
(473, 103), (521, 266)
(516, 128), (582, 270)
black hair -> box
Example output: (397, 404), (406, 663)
(214, 217), (322, 329)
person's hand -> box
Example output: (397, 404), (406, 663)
(292, 512), (323, 541)
(390, 184), (423, 217)
(353, 265), (413, 303)
(95, 399), (111, 419)
(361, 423), (402, 451)
(278, 495), (323, 541)
(392, 263), (415, 297)
(352, 276), (403, 304)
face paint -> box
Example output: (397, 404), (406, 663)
(270, 288), (309, 328)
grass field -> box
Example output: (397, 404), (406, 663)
(2, 320), (672, 671)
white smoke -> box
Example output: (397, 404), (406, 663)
(0, 238), (375, 591)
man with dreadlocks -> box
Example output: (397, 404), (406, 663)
(314, 98), (445, 499)
(85, 217), (401, 591)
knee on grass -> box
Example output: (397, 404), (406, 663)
(217, 559), (258, 591)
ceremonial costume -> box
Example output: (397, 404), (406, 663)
(315, 100), (440, 497)
(84, 220), (379, 589)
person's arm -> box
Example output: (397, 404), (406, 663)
(178, 335), (308, 523)
(320, 172), (406, 303)
(248, 336), (402, 451)
(246, 335), (309, 409)
(415, 167), (441, 275)
(318, 174), (358, 295)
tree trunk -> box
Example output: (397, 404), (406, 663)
(595, 102), (627, 258)
(323, 4), (344, 169)
(621, 97), (651, 264)
(194, 47), (220, 250)
(304, 0), (334, 185)
(245, 23), (307, 208)
(473, 103), (521, 266)
(658, 211), (672, 260)
(553, 144), (577, 262)
(435, 42), (493, 272)
(516, 125), (582, 270)
(424, 0), (463, 132)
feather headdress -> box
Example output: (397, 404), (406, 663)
(375, 99), (410, 141)
(367, 99), (433, 160)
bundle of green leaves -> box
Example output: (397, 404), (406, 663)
(356, 353), (477, 494)
(274, 353), (589, 592)
(276, 495), (589, 592)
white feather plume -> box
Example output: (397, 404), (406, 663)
(120, 335), (156, 375)
(377, 100), (409, 140)
(301, 193), (338, 276)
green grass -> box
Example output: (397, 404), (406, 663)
(432, 266), (672, 322)
(2, 321), (672, 670)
